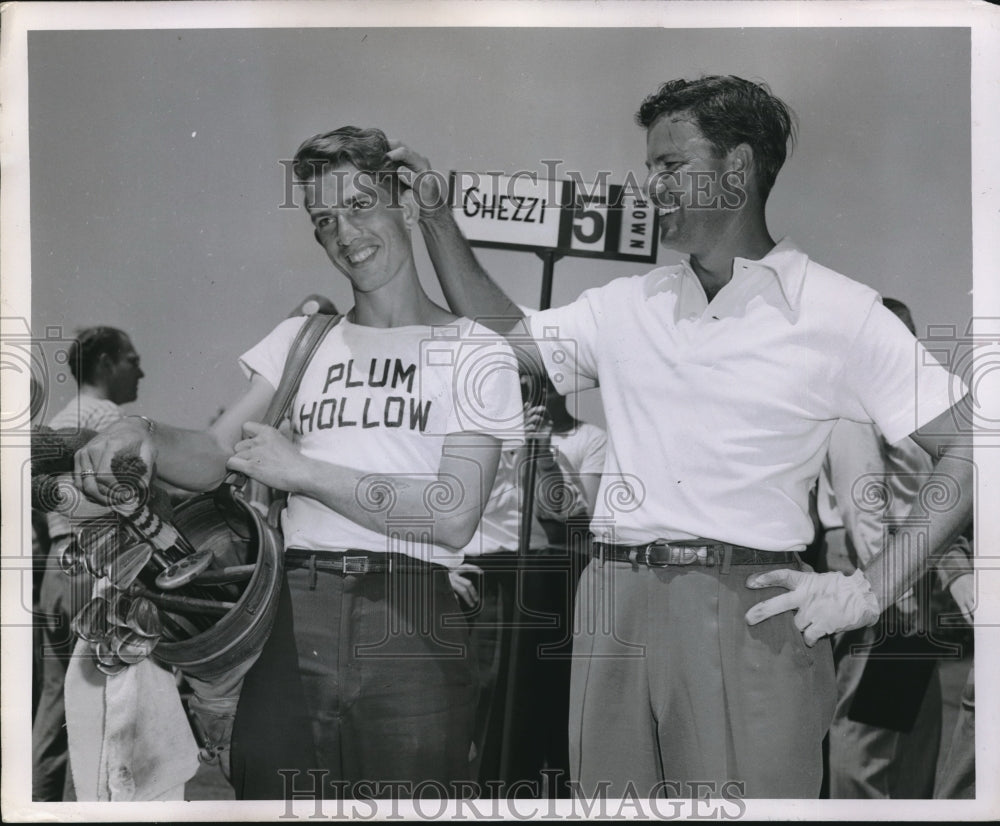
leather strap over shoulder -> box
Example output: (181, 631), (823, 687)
(223, 312), (342, 494)
(262, 312), (343, 428)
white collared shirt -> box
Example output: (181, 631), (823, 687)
(528, 238), (961, 551)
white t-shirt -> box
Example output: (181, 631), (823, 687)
(528, 238), (961, 551)
(240, 315), (523, 567)
(463, 421), (607, 556)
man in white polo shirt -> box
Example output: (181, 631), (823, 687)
(389, 74), (972, 798)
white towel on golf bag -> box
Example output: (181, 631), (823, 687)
(65, 637), (199, 801)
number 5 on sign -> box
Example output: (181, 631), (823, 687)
(570, 196), (608, 251)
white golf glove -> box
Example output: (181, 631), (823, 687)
(744, 568), (880, 646)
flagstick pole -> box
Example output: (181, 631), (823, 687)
(498, 248), (563, 786)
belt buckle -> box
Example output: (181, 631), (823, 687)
(342, 555), (368, 575)
(644, 542), (672, 568)
(681, 544), (716, 566)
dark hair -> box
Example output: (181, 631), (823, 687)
(69, 326), (129, 384)
(882, 297), (916, 336)
(292, 126), (399, 184)
(636, 75), (796, 197)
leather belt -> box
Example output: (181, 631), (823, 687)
(592, 540), (791, 569)
(284, 548), (438, 575)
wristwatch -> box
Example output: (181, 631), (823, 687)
(126, 415), (156, 434)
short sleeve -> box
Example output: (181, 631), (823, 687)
(527, 290), (603, 396)
(841, 301), (965, 445)
(443, 321), (525, 447)
(239, 316), (308, 390)
(577, 426), (608, 476)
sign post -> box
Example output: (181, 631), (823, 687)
(535, 249), (563, 312)
(451, 171), (658, 787)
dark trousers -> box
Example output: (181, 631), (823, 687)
(230, 559), (477, 800)
(462, 548), (583, 797)
(828, 623), (941, 798)
(32, 556), (92, 801)
(461, 552), (516, 787)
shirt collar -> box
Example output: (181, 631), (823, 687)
(644, 237), (809, 311)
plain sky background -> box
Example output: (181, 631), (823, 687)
(28, 26), (971, 429)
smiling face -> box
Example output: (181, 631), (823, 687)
(304, 164), (419, 293)
(644, 114), (744, 257)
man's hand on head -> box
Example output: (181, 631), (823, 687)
(385, 141), (449, 218)
(744, 568), (881, 646)
(386, 139), (523, 329)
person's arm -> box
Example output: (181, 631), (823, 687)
(823, 420), (887, 570)
(386, 143), (550, 382)
(935, 533), (975, 623)
(387, 143), (519, 332)
(864, 407), (974, 610)
(226, 424), (503, 552)
(745, 396), (974, 644)
(421, 210), (523, 333)
(46, 407), (118, 540)
(945, 572), (976, 626)
(73, 373), (275, 502)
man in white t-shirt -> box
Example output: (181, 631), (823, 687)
(388, 75), (972, 798)
(72, 127), (523, 799)
(33, 326), (143, 801)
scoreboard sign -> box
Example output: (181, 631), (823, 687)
(449, 172), (658, 264)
